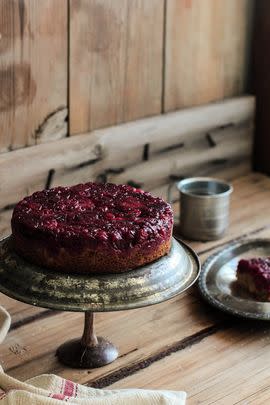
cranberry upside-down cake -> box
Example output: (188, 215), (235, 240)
(236, 257), (270, 301)
(11, 182), (173, 274)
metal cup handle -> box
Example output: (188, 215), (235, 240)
(167, 176), (183, 204)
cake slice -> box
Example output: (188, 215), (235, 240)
(236, 257), (270, 301)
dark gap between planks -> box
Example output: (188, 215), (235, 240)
(10, 310), (61, 331)
(88, 322), (235, 389)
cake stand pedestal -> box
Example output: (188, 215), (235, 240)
(57, 312), (118, 368)
(0, 237), (200, 369)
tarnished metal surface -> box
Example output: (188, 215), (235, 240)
(175, 177), (233, 241)
(199, 239), (270, 320)
(0, 237), (200, 312)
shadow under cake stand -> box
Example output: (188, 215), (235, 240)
(0, 237), (200, 369)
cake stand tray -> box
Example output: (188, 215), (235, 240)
(0, 237), (200, 368)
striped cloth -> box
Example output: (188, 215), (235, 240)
(0, 306), (186, 404)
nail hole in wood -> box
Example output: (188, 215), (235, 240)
(72, 157), (101, 170)
(96, 173), (107, 183)
(158, 142), (184, 154)
(45, 169), (55, 189)
(206, 133), (216, 147)
(127, 180), (143, 189)
(0, 203), (16, 213)
(143, 144), (150, 161)
(106, 168), (125, 175)
(211, 158), (228, 165)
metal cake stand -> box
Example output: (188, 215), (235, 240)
(0, 237), (200, 368)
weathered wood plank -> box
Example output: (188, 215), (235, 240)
(108, 122), (252, 190)
(2, 174), (270, 387)
(0, 0), (67, 152)
(110, 321), (270, 405)
(35, 108), (68, 145)
(0, 293), (49, 329)
(164, 0), (254, 112)
(0, 97), (254, 210)
(53, 122), (252, 191)
(108, 225), (270, 395)
(0, 294), (33, 321)
(1, 290), (218, 381)
(151, 160), (251, 202)
(69, 0), (164, 134)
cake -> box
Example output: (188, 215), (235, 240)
(236, 257), (270, 301)
(11, 182), (173, 274)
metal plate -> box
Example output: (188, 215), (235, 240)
(0, 237), (200, 312)
(199, 239), (270, 320)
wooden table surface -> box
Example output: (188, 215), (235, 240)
(1, 172), (270, 404)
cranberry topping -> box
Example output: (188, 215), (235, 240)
(237, 258), (270, 291)
(12, 182), (173, 251)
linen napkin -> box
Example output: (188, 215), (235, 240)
(0, 306), (186, 404)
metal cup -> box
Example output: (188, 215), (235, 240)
(172, 177), (233, 241)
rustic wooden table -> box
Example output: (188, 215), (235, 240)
(1, 173), (270, 404)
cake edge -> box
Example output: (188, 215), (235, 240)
(11, 232), (172, 274)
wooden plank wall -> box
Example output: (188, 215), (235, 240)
(164, 0), (254, 112)
(0, 0), (68, 152)
(0, 0), (255, 225)
(69, 0), (254, 133)
(0, 0), (254, 144)
(69, 0), (164, 134)
(0, 96), (255, 238)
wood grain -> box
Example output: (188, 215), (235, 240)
(0, 291), (219, 382)
(152, 160), (252, 202)
(0, 97), (254, 211)
(0, 0), (67, 152)
(109, 122), (252, 190)
(0, 294), (47, 327)
(164, 0), (254, 112)
(69, 0), (164, 134)
(110, 321), (270, 405)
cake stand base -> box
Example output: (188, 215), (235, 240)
(57, 337), (118, 368)
(56, 312), (118, 368)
